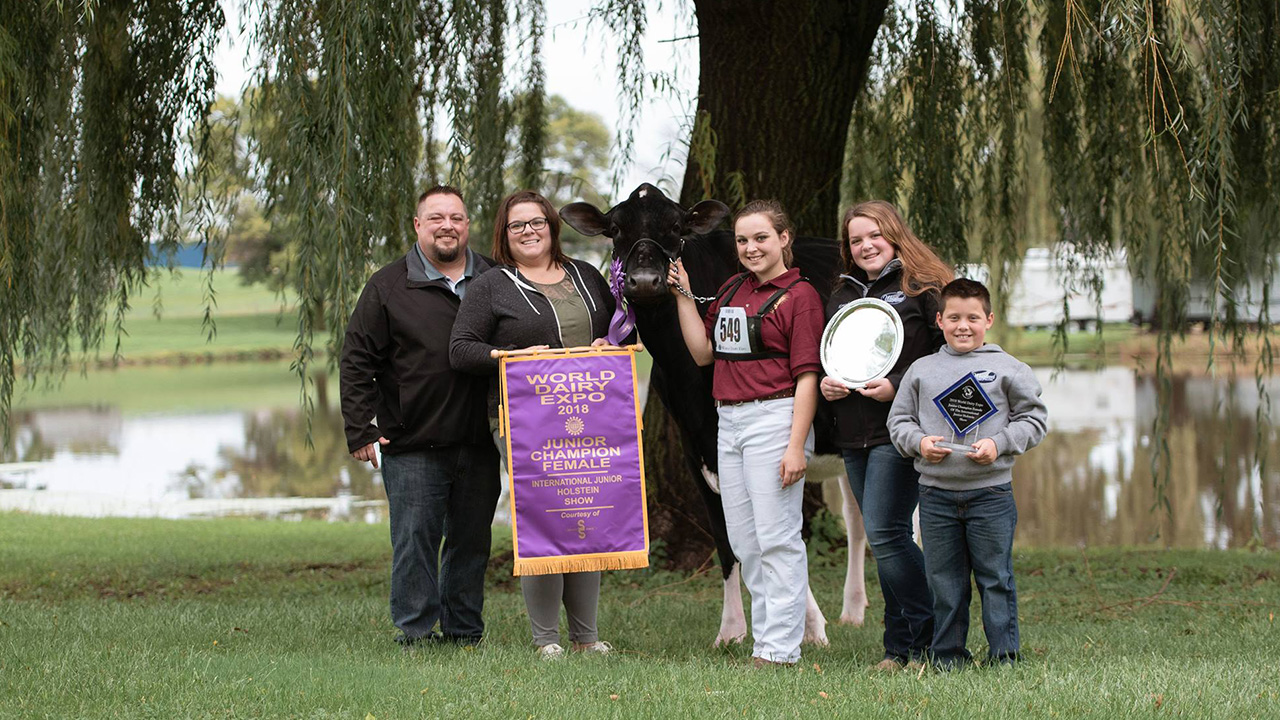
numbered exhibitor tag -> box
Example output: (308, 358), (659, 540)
(714, 306), (751, 355)
(931, 371), (998, 450)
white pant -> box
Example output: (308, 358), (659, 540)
(716, 397), (814, 663)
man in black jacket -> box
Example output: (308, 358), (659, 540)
(340, 185), (499, 647)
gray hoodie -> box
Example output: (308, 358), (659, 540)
(449, 258), (616, 417)
(888, 343), (1047, 490)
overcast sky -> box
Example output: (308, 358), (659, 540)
(214, 1), (699, 202)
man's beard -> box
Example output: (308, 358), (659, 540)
(428, 236), (461, 264)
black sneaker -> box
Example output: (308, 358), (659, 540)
(396, 631), (442, 649)
(441, 634), (484, 649)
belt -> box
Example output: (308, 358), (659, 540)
(715, 387), (796, 408)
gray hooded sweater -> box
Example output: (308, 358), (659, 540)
(449, 258), (616, 417)
(887, 343), (1048, 490)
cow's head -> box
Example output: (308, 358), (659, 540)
(561, 183), (730, 304)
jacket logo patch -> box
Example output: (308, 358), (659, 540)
(974, 370), (997, 383)
(880, 291), (906, 305)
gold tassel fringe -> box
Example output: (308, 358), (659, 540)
(514, 551), (649, 577)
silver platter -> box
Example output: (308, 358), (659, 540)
(820, 297), (904, 389)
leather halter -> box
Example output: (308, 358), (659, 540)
(618, 237), (685, 276)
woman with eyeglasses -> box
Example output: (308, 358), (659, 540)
(450, 189), (619, 659)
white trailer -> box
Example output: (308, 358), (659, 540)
(959, 248), (1134, 329)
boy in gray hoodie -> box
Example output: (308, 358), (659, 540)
(888, 278), (1047, 668)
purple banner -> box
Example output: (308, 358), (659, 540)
(500, 350), (649, 575)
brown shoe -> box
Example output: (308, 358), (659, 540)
(752, 656), (796, 669)
(874, 658), (906, 672)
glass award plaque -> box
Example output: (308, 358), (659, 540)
(931, 372), (998, 452)
(820, 298), (904, 389)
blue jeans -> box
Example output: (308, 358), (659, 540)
(382, 444), (500, 642)
(842, 445), (933, 663)
(918, 483), (1019, 666)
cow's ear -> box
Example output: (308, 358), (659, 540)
(683, 200), (731, 235)
(560, 203), (612, 237)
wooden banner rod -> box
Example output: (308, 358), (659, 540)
(490, 343), (644, 359)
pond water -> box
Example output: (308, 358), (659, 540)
(2, 361), (1276, 549)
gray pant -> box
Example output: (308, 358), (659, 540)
(521, 571), (601, 646)
(492, 419), (603, 646)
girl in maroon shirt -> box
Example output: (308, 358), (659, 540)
(668, 199), (824, 667)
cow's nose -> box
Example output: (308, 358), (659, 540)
(625, 271), (664, 295)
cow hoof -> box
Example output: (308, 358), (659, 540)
(838, 610), (866, 627)
(839, 598), (869, 626)
(714, 632), (746, 648)
(803, 630), (830, 647)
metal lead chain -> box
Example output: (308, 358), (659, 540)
(665, 256), (718, 303)
(673, 282), (717, 304)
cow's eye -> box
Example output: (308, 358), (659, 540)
(672, 221), (682, 234)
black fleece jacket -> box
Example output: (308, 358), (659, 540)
(340, 248), (494, 454)
(449, 257), (618, 416)
(825, 259), (945, 449)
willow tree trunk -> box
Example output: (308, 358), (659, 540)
(642, 0), (888, 568)
(679, 0), (889, 231)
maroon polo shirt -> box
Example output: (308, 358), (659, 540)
(702, 267), (824, 403)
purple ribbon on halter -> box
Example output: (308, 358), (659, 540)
(606, 256), (636, 345)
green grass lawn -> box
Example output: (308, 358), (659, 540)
(143, 269), (297, 319)
(51, 266), (1224, 374)
(10, 361), (314, 414)
(994, 323), (1138, 363)
(1, 515), (1277, 718)
(80, 269), (299, 361)
(83, 270), (659, 376)
(58, 268), (1265, 370)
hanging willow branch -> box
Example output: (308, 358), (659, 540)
(247, 0), (542, 425)
(968, 0), (1029, 316)
(514, 0), (547, 191)
(589, 0), (647, 195)
(843, 3), (905, 208)
(467, 0), (511, 243)
(901, 2), (970, 265)
(840, 0), (1278, 516)
(249, 0), (423, 433)
(0, 0), (223, 440)
(2, 0), (1277, 522)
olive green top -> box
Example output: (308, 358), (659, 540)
(533, 274), (592, 347)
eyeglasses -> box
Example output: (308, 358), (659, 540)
(506, 217), (548, 234)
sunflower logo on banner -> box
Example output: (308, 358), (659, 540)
(495, 345), (649, 576)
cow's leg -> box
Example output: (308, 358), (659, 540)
(715, 562), (747, 647)
(679, 441), (744, 647)
(839, 472), (869, 626)
(802, 586), (830, 646)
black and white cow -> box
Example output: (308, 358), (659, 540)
(561, 184), (869, 646)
